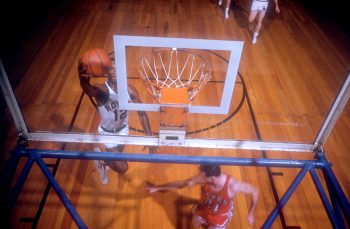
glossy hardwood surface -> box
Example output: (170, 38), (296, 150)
(1, 0), (350, 228)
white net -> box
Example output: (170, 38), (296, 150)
(138, 48), (211, 101)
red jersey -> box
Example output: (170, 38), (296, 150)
(194, 175), (234, 227)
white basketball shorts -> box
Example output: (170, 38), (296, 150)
(98, 124), (129, 149)
(251, 0), (268, 12)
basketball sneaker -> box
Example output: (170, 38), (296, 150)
(252, 33), (258, 44)
(94, 160), (108, 184)
(94, 147), (108, 184)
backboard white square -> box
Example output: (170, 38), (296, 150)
(113, 35), (243, 114)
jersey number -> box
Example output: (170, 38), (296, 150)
(113, 110), (127, 121)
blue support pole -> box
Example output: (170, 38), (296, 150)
(261, 164), (311, 229)
(35, 157), (88, 229)
(8, 147), (349, 228)
(3, 156), (35, 227)
(322, 164), (350, 225)
(6, 156), (35, 208)
(309, 167), (340, 229)
(322, 169), (346, 228)
(0, 149), (21, 189)
(18, 148), (327, 168)
(0, 149), (22, 208)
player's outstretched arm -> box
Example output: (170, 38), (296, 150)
(146, 174), (205, 193)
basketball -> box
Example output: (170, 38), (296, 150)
(81, 48), (112, 77)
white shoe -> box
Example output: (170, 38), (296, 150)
(218, 0), (222, 5)
(252, 36), (257, 44)
(252, 33), (258, 44)
(225, 8), (229, 19)
(94, 160), (108, 184)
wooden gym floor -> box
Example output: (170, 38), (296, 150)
(0, 0), (350, 228)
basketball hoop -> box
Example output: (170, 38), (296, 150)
(138, 48), (211, 103)
(137, 48), (211, 146)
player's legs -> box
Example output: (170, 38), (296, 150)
(192, 208), (232, 229)
(97, 124), (130, 175)
(249, 0), (259, 22)
(249, 10), (258, 43)
(251, 10), (266, 44)
(224, 0), (232, 19)
(94, 146), (108, 184)
(255, 10), (266, 34)
(191, 219), (226, 229)
(250, 1), (268, 43)
(105, 144), (129, 174)
(208, 225), (225, 229)
(248, 10), (258, 30)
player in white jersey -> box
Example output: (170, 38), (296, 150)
(96, 81), (129, 142)
(78, 54), (156, 184)
(249, 0), (280, 44)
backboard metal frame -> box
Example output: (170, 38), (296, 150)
(113, 35), (244, 114)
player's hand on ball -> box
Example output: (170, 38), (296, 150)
(80, 48), (112, 77)
(78, 60), (92, 78)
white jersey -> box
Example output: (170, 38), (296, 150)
(97, 82), (129, 130)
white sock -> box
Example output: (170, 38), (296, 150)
(252, 33), (258, 44)
(225, 8), (229, 19)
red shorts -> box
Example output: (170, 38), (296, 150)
(193, 207), (233, 228)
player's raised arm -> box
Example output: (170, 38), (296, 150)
(128, 85), (157, 154)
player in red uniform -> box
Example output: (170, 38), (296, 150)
(146, 164), (259, 228)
